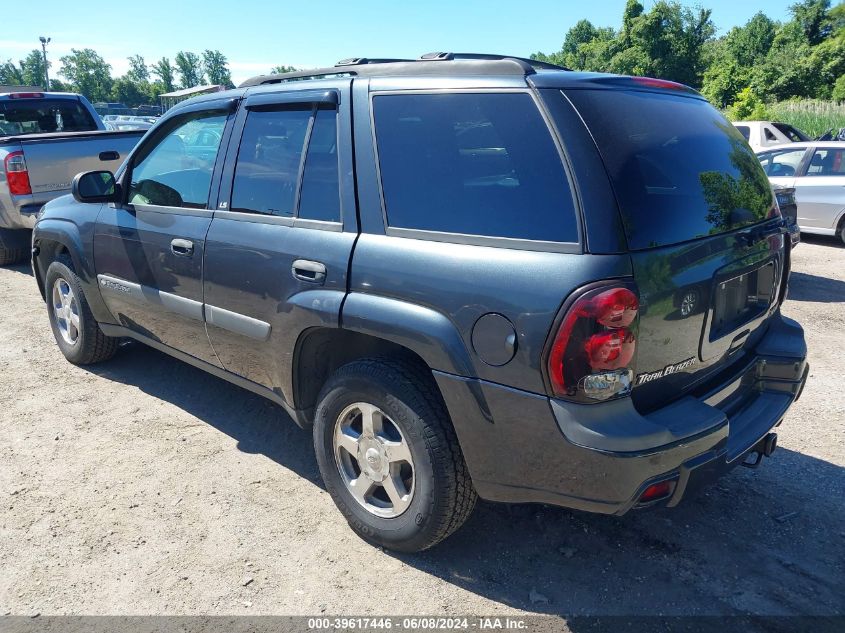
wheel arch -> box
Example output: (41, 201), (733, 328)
(292, 327), (446, 419)
(33, 219), (113, 323)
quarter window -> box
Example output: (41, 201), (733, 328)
(372, 92), (578, 243)
(128, 111), (226, 209)
(298, 108), (341, 222)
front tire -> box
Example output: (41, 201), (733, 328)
(45, 257), (118, 365)
(313, 358), (477, 552)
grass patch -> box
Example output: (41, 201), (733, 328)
(768, 100), (845, 138)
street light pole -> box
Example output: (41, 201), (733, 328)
(39, 37), (51, 90)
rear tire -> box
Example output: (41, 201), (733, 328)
(313, 358), (477, 552)
(0, 228), (28, 265)
(45, 256), (118, 365)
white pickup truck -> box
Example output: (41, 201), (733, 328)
(732, 120), (811, 153)
(0, 90), (145, 264)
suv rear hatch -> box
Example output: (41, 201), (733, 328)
(563, 84), (786, 412)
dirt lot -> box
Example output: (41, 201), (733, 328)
(1, 236), (843, 621)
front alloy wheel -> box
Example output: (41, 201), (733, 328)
(52, 278), (81, 346)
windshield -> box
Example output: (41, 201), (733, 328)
(0, 98), (98, 135)
(566, 89), (774, 250)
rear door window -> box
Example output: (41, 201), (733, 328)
(734, 125), (750, 141)
(372, 92), (578, 243)
(230, 107), (312, 216)
(805, 148), (845, 176)
(565, 89), (775, 249)
(0, 98), (98, 135)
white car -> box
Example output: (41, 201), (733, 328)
(734, 121), (811, 153)
(757, 141), (845, 243)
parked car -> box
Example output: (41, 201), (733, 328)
(0, 91), (146, 264)
(758, 141), (845, 243)
(32, 54), (808, 552)
(733, 120), (811, 152)
(103, 117), (154, 131)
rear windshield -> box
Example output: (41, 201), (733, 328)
(772, 122), (810, 142)
(566, 90), (774, 250)
(0, 98), (98, 136)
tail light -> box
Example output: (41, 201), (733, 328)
(546, 282), (639, 403)
(4, 151), (32, 196)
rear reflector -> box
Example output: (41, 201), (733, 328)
(639, 480), (674, 503)
(4, 151), (32, 195)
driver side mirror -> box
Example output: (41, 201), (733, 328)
(72, 170), (121, 204)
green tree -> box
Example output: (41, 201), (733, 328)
(202, 49), (232, 87)
(59, 48), (113, 102)
(126, 55), (149, 83)
(0, 60), (24, 85)
(726, 87), (771, 120)
(270, 65), (298, 74)
(702, 12), (777, 107)
(150, 57), (175, 93)
(791, 0), (833, 45)
(110, 76), (146, 106)
(174, 51), (203, 88)
(610, 1), (715, 88)
(833, 75), (845, 101)
(20, 50), (49, 88)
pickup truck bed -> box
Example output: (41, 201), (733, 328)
(0, 91), (146, 264)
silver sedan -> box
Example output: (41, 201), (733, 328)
(758, 141), (845, 244)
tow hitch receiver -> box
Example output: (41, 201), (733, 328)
(742, 432), (778, 469)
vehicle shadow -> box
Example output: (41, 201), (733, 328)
(390, 448), (845, 617)
(3, 261), (33, 277)
(799, 234), (843, 249)
(83, 341), (844, 618)
(82, 340), (323, 488)
(787, 272), (845, 303)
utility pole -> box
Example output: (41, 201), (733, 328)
(39, 36), (51, 89)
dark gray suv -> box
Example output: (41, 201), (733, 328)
(31, 54), (808, 552)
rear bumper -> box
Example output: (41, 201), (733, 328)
(436, 313), (807, 515)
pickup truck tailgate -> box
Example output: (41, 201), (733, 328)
(18, 130), (145, 200)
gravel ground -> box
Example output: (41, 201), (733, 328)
(0, 236), (843, 621)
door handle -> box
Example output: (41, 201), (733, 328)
(99, 150), (120, 161)
(292, 259), (326, 284)
(170, 238), (194, 257)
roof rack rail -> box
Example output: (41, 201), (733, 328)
(239, 52), (570, 88)
(335, 57), (415, 66)
(419, 52), (570, 71)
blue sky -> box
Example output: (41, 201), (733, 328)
(4, 0), (797, 85)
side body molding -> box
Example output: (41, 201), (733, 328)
(97, 274), (204, 321)
(341, 293), (475, 378)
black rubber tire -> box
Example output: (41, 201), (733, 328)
(839, 222), (845, 246)
(44, 256), (118, 365)
(0, 228), (27, 265)
(313, 358), (477, 552)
